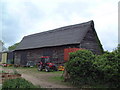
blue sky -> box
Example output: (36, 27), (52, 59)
(0, 0), (119, 51)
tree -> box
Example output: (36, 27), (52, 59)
(8, 42), (19, 50)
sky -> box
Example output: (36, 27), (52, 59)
(118, 1), (120, 44)
(0, 0), (119, 51)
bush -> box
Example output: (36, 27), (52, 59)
(65, 47), (120, 88)
(65, 50), (96, 85)
(93, 46), (120, 87)
(2, 78), (38, 89)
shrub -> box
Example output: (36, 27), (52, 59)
(93, 46), (120, 87)
(65, 47), (120, 88)
(65, 50), (96, 85)
(2, 78), (38, 89)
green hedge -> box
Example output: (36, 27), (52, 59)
(65, 49), (96, 85)
(2, 78), (38, 89)
(94, 51), (120, 86)
(65, 45), (120, 88)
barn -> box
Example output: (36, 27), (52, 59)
(14, 20), (103, 66)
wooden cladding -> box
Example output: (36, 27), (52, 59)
(14, 44), (80, 65)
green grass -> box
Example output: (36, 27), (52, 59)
(0, 70), (8, 73)
(49, 75), (64, 81)
(3, 66), (36, 69)
(2, 66), (64, 75)
(2, 66), (37, 74)
(2, 78), (39, 89)
(48, 75), (72, 86)
(0, 84), (2, 90)
(47, 71), (63, 74)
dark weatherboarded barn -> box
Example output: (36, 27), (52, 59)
(14, 20), (103, 66)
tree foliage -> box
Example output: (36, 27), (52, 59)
(8, 42), (19, 50)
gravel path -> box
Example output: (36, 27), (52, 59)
(22, 73), (71, 88)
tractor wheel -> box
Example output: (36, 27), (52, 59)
(45, 66), (50, 72)
(53, 66), (58, 71)
(38, 65), (43, 71)
(54, 67), (58, 71)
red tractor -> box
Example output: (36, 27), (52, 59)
(37, 56), (58, 72)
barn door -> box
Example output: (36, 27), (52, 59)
(14, 53), (21, 65)
(20, 52), (27, 66)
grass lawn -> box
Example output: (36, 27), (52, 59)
(0, 84), (2, 90)
(2, 66), (64, 74)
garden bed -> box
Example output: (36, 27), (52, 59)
(1, 72), (22, 83)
